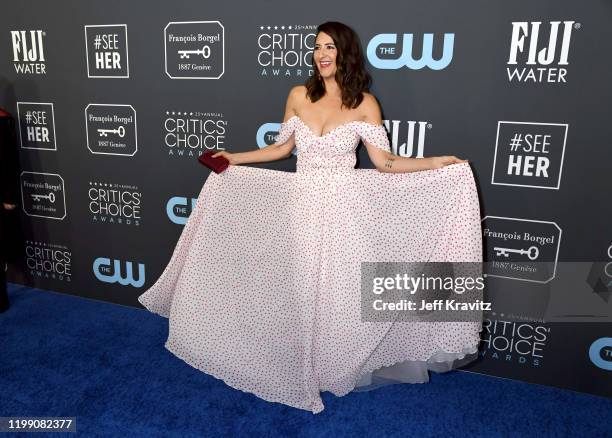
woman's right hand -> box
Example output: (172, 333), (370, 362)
(211, 151), (240, 165)
(428, 155), (468, 169)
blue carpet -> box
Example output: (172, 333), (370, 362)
(1, 283), (610, 437)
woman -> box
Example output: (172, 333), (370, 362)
(138, 21), (483, 413)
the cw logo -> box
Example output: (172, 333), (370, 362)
(367, 33), (454, 70)
(93, 257), (145, 288)
(167, 196), (197, 225)
(589, 338), (612, 371)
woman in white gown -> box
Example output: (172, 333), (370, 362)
(138, 21), (483, 413)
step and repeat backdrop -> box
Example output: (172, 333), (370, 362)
(1, 1), (610, 398)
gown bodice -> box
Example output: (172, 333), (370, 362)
(276, 115), (391, 172)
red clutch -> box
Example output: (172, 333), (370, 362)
(198, 151), (230, 174)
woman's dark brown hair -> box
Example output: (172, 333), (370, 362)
(305, 21), (372, 110)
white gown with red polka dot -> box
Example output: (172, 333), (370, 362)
(138, 115), (483, 414)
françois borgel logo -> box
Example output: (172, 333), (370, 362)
(25, 240), (72, 282)
(85, 104), (137, 156)
(482, 216), (561, 283)
(164, 21), (224, 79)
(507, 20), (578, 83)
(89, 181), (141, 226)
(257, 24), (317, 77)
(93, 257), (145, 288)
(20, 171), (66, 220)
(492, 121), (568, 190)
(84, 24), (129, 78)
(164, 111), (227, 158)
(367, 32), (454, 70)
(10, 30), (46, 74)
(17, 102), (56, 150)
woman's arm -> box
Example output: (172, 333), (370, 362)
(369, 149), (467, 173)
(211, 87), (299, 165)
(361, 95), (467, 173)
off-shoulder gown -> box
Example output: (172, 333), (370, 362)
(138, 115), (483, 413)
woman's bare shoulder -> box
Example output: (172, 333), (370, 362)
(357, 92), (382, 123)
(289, 84), (307, 100)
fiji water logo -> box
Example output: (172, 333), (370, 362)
(93, 257), (145, 287)
(166, 196), (198, 224)
(589, 337), (612, 371)
(11, 30), (47, 74)
(507, 20), (578, 83)
(367, 33), (454, 70)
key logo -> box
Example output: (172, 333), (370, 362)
(17, 102), (56, 150)
(20, 171), (67, 220)
(482, 216), (561, 283)
(492, 121), (568, 190)
(85, 104), (137, 156)
(84, 24), (129, 78)
(164, 21), (225, 79)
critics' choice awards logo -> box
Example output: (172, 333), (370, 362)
(507, 20), (578, 83)
(85, 104), (137, 156)
(367, 32), (454, 70)
(25, 241), (71, 282)
(10, 30), (46, 74)
(492, 121), (567, 190)
(480, 318), (550, 367)
(258, 24), (317, 77)
(20, 172), (66, 220)
(589, 338), (612, 371)
(164, 111), (227, 158)
(84, 24), (129, 78)
(257, 118), (430, 158)
(93, 257), (145, 288)
(482, 216), (561, 283)
(17, 102), (56, 150)
(165, 21), (224, 79)
(89, 181), (142, 226)
(167, 196), (198, 225)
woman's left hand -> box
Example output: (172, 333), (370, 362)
(429, 156), (468, 169)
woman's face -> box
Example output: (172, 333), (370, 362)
(313, 32), (337, 79)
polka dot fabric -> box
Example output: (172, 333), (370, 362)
(138, 116), (483, 414)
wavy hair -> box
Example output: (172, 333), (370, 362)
(305, 21), (372, 110)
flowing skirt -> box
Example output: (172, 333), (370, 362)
(138, 163), (483, 413)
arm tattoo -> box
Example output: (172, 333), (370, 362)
(384, 157), (395, 169)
